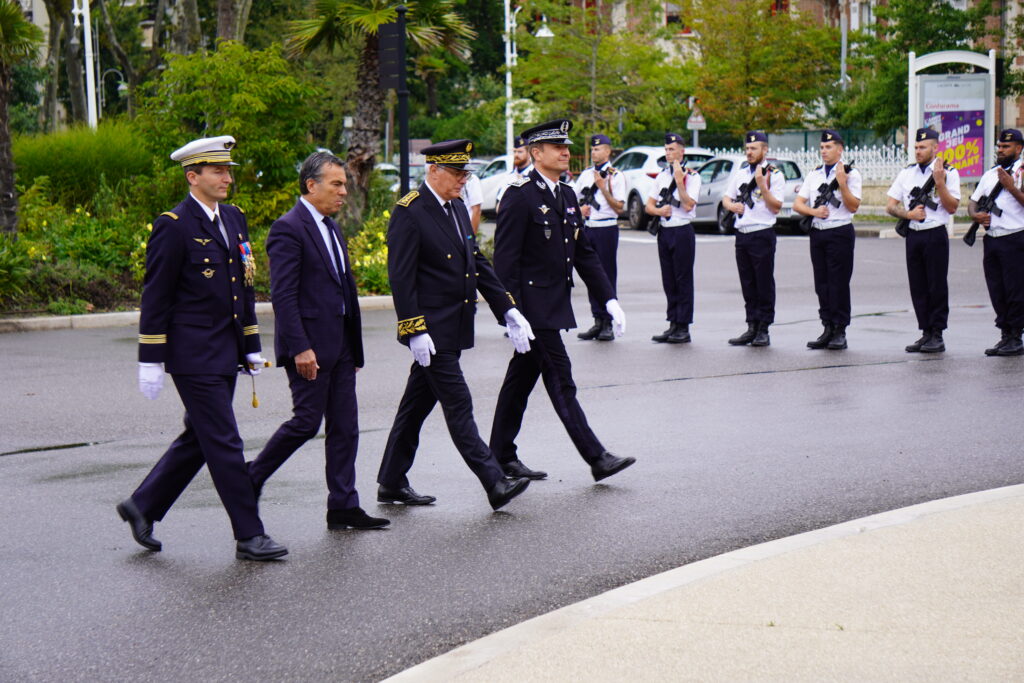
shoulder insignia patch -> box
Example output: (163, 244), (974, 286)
(508, 175), (529, 187)
(906, 162), (917, 168)
(397, 191), (420, 207)
(608, 167), (618, 175)
(814, 164), (824, 171)
(160, 211), (179, 220)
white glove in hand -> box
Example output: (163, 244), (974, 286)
(504, 308), (535, 354)
(606, 299), (626, 337)
(245, 352), (268, 375)
(409, 333), (436, 367)
(138, 362), (164, 400)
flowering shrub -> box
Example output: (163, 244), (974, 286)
(348, 210), (391, 295)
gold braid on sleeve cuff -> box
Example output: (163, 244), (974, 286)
(505, 292), (516, 306)
(397, 316), (427, 339)
(243, 325), (259, 336)
(138, 333), (167, 344)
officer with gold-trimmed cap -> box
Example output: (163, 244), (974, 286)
(116, 134), (287, 561)
(378, 138), (534, 511)
(489, 119), (635, 484)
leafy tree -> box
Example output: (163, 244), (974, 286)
(0, 0), (44, 234)
(830, 0), (993, 135)
(687, 0), (838, 135)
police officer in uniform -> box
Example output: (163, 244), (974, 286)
(573, 133), (626, 341)
(969, 128), (1024, 356)
(377, 139), (533, 510)
(723, 131), (786, 347)
(118, 136), (287, 561)
(645, 132), (702, 344)
(490, 119), (635, 482)
(495, 135), (533, 209)
(885, 128), (960, 353)
(793, 130), (862, 350)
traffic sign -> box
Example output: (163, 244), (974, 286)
(686, 111), (706, 131)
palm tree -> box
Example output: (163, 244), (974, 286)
(287, 0), (474, 226)
(0, 0), (44, 235)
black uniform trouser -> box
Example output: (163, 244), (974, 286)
(905, 227), (949, 331)
(657, 224), (696, 325)
(983, 230), (1024, 330)
(735, 228), (777, 324)
(249, 339), (359, 511)
(377, 351), (504, 491)
(809, 224), (855, 327)
(132, 373), (264, 540)
(489, 329), (606, 465)
(584, 224), (618, 319)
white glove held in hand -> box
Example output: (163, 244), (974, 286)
(245, 352), (268, 375)
(606, 299), (626, 337)
(504, 308), (535, 354)
(138, 362), (164, 400)
(409, 333), (436, 367)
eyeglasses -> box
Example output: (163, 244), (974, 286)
(440, 166), (473, 181)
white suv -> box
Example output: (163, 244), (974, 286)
(611, 145), (714, 230)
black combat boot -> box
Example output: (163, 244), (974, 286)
(728, 322), (757, 346)
(577, 318), (602, 340)
(985, 327), (1011, 356)
(996, 329), (1024, 356)
(827, 325), (847, 350)
(596, 318), (614, 341)
(920, 329), (945, 353)
(807, 322), (833, 349)
(652, 323), (676, 343)
(667, 324), (691, 343)
(905, 330), (929, 353)
(751, 322), (771, 347)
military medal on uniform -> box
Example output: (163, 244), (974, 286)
(238, 240), (255, 287)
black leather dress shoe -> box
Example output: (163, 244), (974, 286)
(667, 324), (691, 343)
(577, 318), (602, 340)
(997, 331), (1024, 356)
(596, 318), (615, 341)
(750, 323), (770, 347)
(728, 322), (757, 345)
(377, 485), (436, 505)
(985, 330), (1009, 356)
(827, 326), (847, 350)
(503, 459), (547, 480)
(116, 498), (161, 551)
(652, 323), (676, 343)
(236, 534), (288, 561)
(327, 507), (391, 530)
(807, 323), (833, 349)
(906, 331), (929, 353)
(591, 451), (637, 482)
(487, 477), (530, 511)
(920, 331), (945, 353)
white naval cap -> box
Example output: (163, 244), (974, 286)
(170, 135), (239, 167)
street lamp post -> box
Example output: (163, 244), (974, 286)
(504, 1), (522, 160)
(71, 0), (98, 128)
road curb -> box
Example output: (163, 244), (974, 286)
(382, 483), (1024, 682)
(0, 295), (395, 334)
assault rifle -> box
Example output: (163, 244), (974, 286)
(797, 162), (854, 234)
(963, 174), (1007, 247)
(894, 174), (938, 238)
(579, 184), (601, 209)
(721, 163), (775, 232)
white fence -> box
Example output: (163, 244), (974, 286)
(709, 145), (909, 182)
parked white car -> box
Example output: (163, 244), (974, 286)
(691, 155), (804, 233)
(477, 155), (512, 214)
(611, 145), (714, 230)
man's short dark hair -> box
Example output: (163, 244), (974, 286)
(299, 151), (346, 195)
(182, 163), (204, 179)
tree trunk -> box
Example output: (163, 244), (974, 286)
(426, 73), (437, 116)
(343, 35), (385, 229)
(217, 0), (252, 42)
(0, 64), (18, 235)
(41, 1), (65, 132)
(64, 14), (86, 123)
(171, 0), (201, 54)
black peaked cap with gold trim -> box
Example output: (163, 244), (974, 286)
(423, 139), (474, 169)
(521, 119), (574, 145)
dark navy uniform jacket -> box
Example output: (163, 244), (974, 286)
(494, 169), (614, 330)
(387, 183), (516, 352)
(138, 194), (261, 374)
(266, 201), (364, 369)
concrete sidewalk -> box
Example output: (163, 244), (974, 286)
(387, 485), (1024, 682)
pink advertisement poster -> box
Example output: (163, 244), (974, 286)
(924, 111), (985, 178)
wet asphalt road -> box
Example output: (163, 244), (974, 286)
(2, 229), (1023, 681)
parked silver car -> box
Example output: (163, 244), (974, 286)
(611, 145), (714, 230)
(691, 155), (804, 234)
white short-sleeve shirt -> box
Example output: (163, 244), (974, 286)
(886, 160), (961, 230)
(573, 162), (627, 224)
(646, 166), (701, 225)
(797, 161), (862, 228)
(461, 174), (483, 208)
(969, 159), (1024, 237)
(725, 163), (786, 232)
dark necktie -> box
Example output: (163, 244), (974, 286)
(443, 202), (463, 242)
(551, 182), (564, 213)
(212, 214), (229, 249)
(323, 216), (348, 315)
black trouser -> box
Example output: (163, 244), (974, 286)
(983, 230), (1024, 330)
(377, 351), (504, 490)
(809, 224), (855, 327)
(905, 227), (949, 331)
(489, 329), (606, 465)
(584, 224), (618, 319)
(657, 224), (696, 325)
(131, 373), (263, 540)
(249, 341), (359, 510)
(735, 228), (777, 324)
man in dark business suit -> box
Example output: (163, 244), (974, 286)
(377, 138), (534, 511)
(247, 151), (389, 531)
(490, 120), (635, 483)
(117, 135), (288, 561)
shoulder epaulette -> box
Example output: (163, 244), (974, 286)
(814, 164), (824, 171)
(687, 168), (698, 175)
(397, 190), (419, 207)
(160, 211), (179, 220)
(906, 162), (917, 168)
(508, 175), (529, 187)
(559, 180), (572, 186)
(236, 206), (245, 215)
